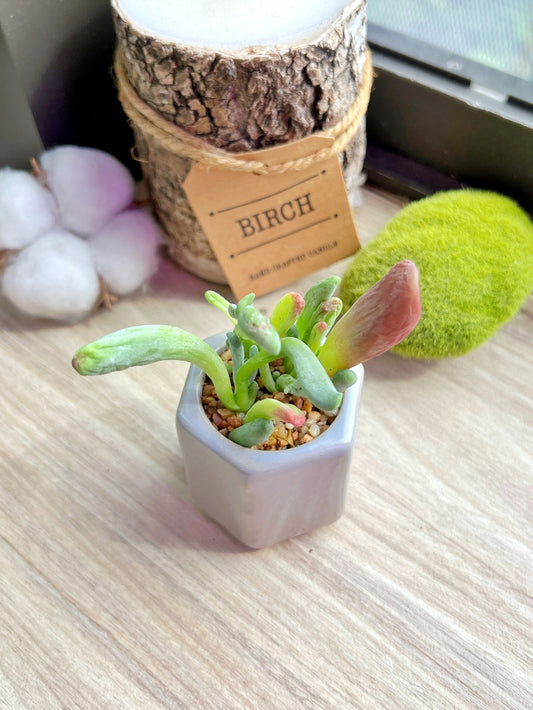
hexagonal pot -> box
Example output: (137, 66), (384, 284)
(176, 333), (364, 548)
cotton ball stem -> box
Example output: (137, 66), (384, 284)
(39, 145), (135, 236)
(2, 229), (101, 321)
(88, 209), (161, 295)
(0, 167), (57, 249)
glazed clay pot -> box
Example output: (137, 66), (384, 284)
(176, 333), (364, 548)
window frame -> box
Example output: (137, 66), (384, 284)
(365, 22), (533, 213)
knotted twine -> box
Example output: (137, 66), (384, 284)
(113, 49), (374, 174)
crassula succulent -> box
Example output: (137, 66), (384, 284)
(72, 260), (421, 447)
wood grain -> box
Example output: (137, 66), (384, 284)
(0, 187), (531, 709)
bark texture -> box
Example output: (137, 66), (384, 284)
(113, 1), (368, 283)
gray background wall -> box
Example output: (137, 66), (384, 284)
(0, 0), (135, 170)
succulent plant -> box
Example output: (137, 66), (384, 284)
(72, 260), (421, 447)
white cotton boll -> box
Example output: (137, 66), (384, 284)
(88, 209), (161, 295)
(0, 168), (57, 249)
(2, 229), (100, 321)
(40, 146), (135, 236)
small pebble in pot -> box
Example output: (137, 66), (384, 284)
(308, 423), (321, 438)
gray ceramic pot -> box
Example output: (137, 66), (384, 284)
(176, 333), (364, 548)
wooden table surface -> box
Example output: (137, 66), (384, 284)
(1, 187), (531, 709)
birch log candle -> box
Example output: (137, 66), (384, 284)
(112, 0), (370, 284)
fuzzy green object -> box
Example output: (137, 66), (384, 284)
(340, 189), (533, 358)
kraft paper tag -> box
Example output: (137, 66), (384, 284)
(183, 135), (360, 299)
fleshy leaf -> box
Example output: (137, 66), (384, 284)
(280, 337), (342, 412)
(270, 292), (305, 336)
(228, 419), (274, 447)
(205, 291), (236, 323)
(306, 321), (328, 355)
(318, 260), (422, 376)
(243, 399), (306, 427)
(233, 348), (273, 411)
(275, 373), (296, 393)
(226, 331), (244, 375)
(301, 296), (343, 343)
(286, 324), (299, 338)
(319, 297), (343, 331)
(237, 305), (281, 354)
(331, 369), (358, 393)
(72, 325), (239, 410)
(235, 292), (255, 315)
(259, 362), (277, 393)
(296, 275), (341, 339)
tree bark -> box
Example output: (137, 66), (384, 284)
(112, 0), (368, 283)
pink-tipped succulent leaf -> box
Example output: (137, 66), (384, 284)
(318, 260), (422, 376)
(270, 292), (305, 336)
(306, 320), (328, 354)
(243, 399), (306, 427)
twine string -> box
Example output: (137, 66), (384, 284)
(114, 49), (373, 175)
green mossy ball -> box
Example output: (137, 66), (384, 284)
(340, 189), (533, 358)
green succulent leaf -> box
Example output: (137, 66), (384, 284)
(235, 293), (255, 315)
(237, 305), (281, 355)
(331, 368), (358, 393)
(306, 321), (328, 355)
(233, 349), (273, 411)
(275, 373), (296, 393)
(72, 325), (239, 410)
(247, 380), (259, 404)
(296, 275), (341, 340)
(269, 292), (305, 336)
(226, 331), (244, 375)
(205, 291), (236, 323)
(286, 325), (299, 338)
(279, 337), (342, 412)
(228, 419), (274, 447)
(259, 362), (277, 393)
